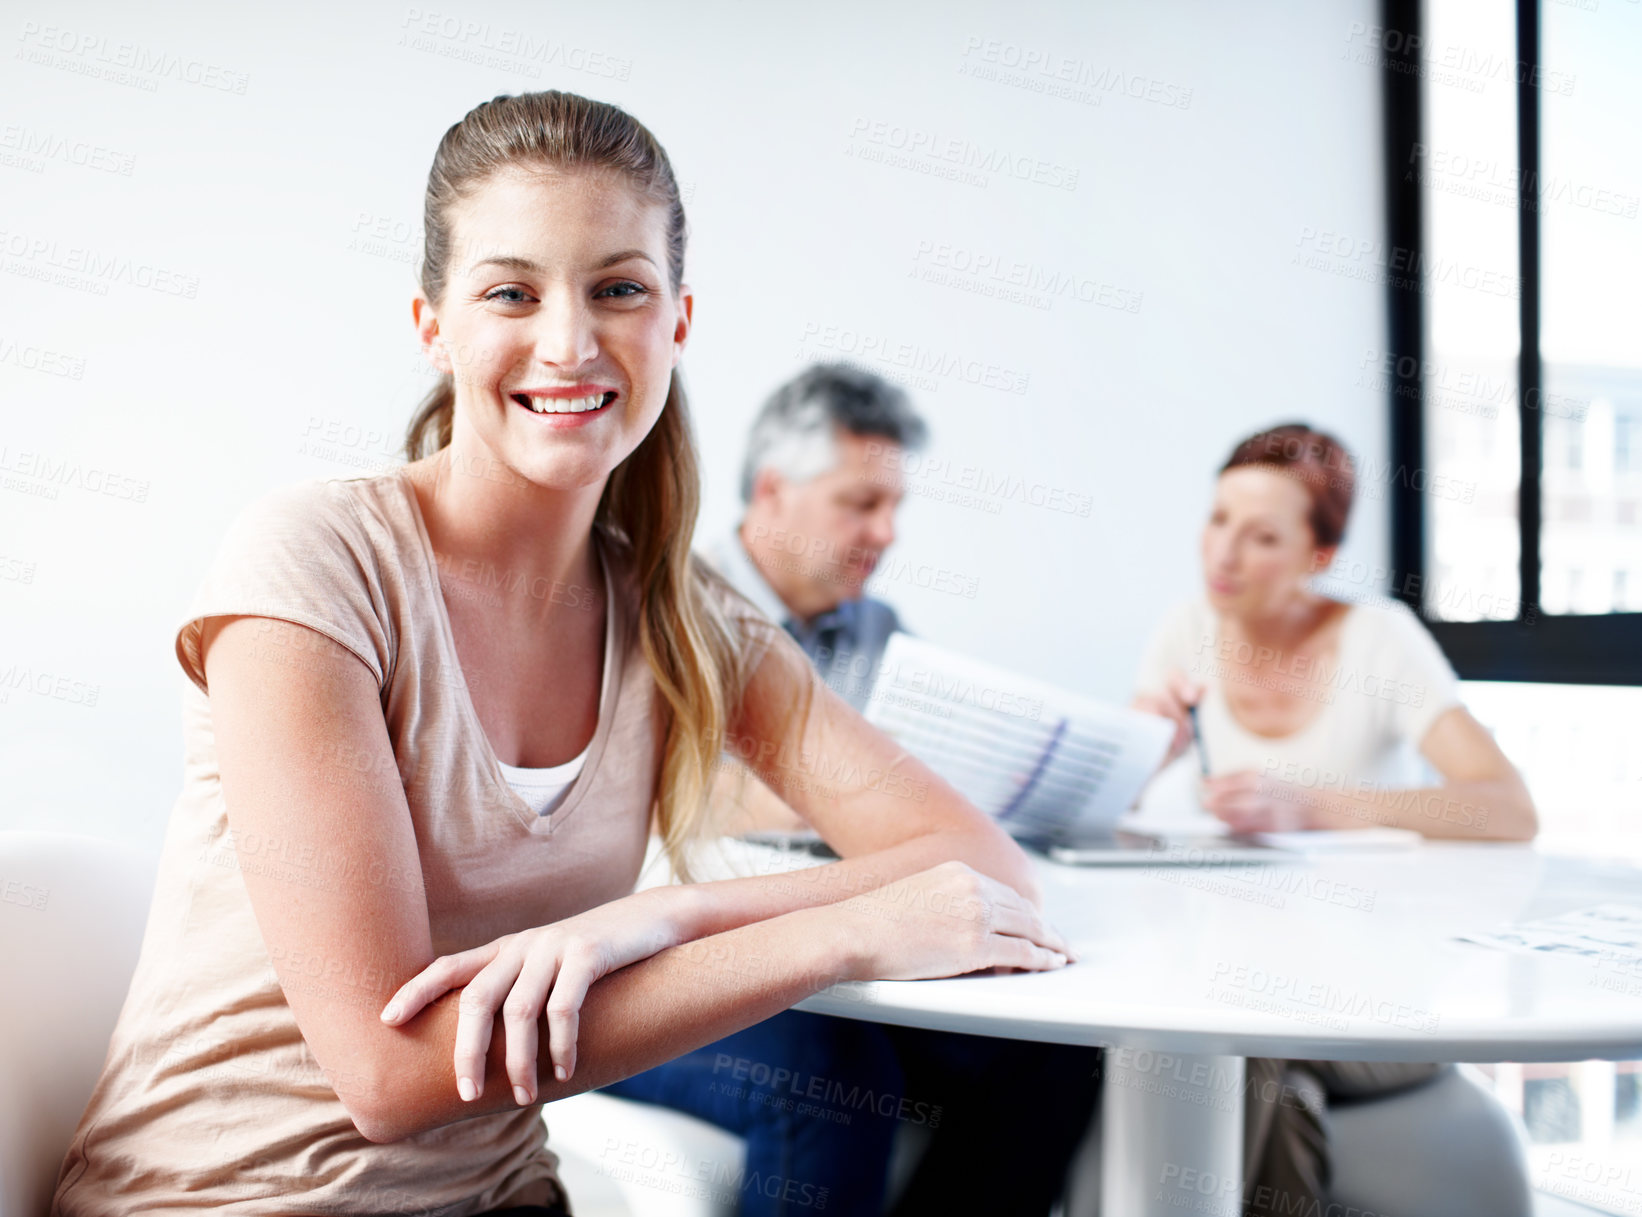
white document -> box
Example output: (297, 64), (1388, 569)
(862, 634), (1174, 839)
(1252, 828), (1424, 853)
(1456, 903), (1642, 968)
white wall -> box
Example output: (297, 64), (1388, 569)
(0, 0), (1386, 848)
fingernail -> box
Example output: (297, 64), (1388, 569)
(514, 1085), (532, 1106)
(555, 1065), (568, 1082)
(380, 1003), (400, 1023)
(457, 1076), (477, 1102)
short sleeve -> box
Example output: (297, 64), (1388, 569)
(174, 479), (393, 695)
(1361, 599), (1463, 746)
(1133, 599), (1210, 697)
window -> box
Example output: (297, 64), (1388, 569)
(1382, 4), (1642, 1192)
(1382, 0), (1642, 681)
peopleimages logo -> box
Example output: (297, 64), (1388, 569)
(16, 22), (251, 93)
(0, 228), (200, 298)
(957, 37), (1193, 110)
(798, 322), (1030, 395)
(0, 446), (150, 503)
(0, 334), (86, 379)
(1407, 144), (1639, 219)
(0, 661), (100, 707)
(846, 117), (1079, 191)
(0, 124), (136, 175)
(910, 241), (1143, 314)
(395, 8), (632, 80)
(1341, 21), (1577, 96)
(1293, 228), (1520, 299)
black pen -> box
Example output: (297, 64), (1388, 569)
(1187, 703), (1210, 777)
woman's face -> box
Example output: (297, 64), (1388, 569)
(414, 164), (691, 493)
(1199, 466), (1330, 619)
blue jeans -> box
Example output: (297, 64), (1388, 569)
(603, 1010), (903, 1216)
(603, 1010), (1102, 1217)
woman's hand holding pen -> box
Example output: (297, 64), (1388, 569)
(1136, 671), (1317, 830)
(377, 885), (696, 1106)
(1131, 670), (1204, 769)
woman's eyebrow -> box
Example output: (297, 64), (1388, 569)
(595, 249), (657, 270)
(469, 253), (542, 274)
(467, 250), (658, 274)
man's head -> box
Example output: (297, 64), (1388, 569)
(738, 363), (928, 621)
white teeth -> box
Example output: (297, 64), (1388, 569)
(523, 393), (607, 414)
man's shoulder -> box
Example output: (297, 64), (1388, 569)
(853, 594), (904, 637)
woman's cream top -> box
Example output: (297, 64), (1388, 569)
(50, 468), (773, 1216)
(1134, 596), (1463, 815)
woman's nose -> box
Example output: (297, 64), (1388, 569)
(533, 294), (599, 369)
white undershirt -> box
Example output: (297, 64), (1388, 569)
(496, 752), (587, 818)
(495, 589), (613, 818)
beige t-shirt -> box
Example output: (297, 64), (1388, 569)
(50, 467), (774, 1217)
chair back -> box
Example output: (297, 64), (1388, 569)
(0, 832), (158, 1217)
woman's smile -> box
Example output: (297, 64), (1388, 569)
(510, 385), (620, 428)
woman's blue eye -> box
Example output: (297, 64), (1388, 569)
(482, 282), (648, 304)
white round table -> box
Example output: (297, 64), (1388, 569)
(793, 843), (1642, 1215)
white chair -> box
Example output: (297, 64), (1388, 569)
(1325, 1063), (1534, 1217)
(544, 1090), (935, 1217)
(547, 1091), (743, 1217)
(0, 829), (681, 1217)
(0, 830), (160, 1217)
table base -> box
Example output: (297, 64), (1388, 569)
(1099, 1051), (1244, 1217)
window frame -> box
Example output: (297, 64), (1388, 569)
(1381, 0), (1642, 685)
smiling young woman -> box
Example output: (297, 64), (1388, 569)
(47, 91), (1068, 1217)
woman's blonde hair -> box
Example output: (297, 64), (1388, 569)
(403, 90), (767, 879)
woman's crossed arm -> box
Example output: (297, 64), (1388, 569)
(202, 615), (1064, 1144)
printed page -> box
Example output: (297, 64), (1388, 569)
(863, 633), (1174, 839)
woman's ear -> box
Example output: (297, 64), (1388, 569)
(1307, 544), (1338, 577)
(671, 284), (694, 364)
(412, 292), (451, 376)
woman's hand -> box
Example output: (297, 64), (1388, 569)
(378, 886), (696, 1105)
(835, 860), (1074, 981)
(1199, 770), (1315, 833)
(1132, 670), (1203, 769)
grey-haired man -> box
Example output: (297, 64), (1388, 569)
(705, 361), (927, 712)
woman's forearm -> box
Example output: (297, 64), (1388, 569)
(360, 902), (863, 1143)
(670, 823), (1042, 942)
(1305, 777), (1537, 841)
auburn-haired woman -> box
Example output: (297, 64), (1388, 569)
(1132, 422), (1537, 1217)
(49, 91), (1067, 1217)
